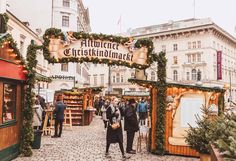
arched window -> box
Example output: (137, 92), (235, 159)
(192, 69), (197, 80)
(151, 71), (155, 81)
(173, 70), (178, 81)
(116, 73), (120, 83)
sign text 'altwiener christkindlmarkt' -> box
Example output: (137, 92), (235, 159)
(47, 31), (152, 68)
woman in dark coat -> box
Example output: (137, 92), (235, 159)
(105, 98), (129, 159)
(124, 99), (139, 154)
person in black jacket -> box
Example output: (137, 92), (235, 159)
(52, 94), (66, 138)
(124, 99), (139, 154)
(105, 98), (129, 159)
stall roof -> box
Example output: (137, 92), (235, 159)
(128, 78), (225, 93)
(35, 72), (52, 83)
(55, 86), (104, 95)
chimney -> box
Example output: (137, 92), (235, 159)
(0, 0), (7, 14)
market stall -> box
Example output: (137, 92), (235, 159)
(0, 33), (27, 160)
(53, 87), (102, 126)
(129, 79), (225, 157)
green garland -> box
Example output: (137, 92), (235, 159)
(0, 33), (27, 67)
(155, 52), (167, 155)
(0, 13), (9, 33)
(20, 43), (42, 156)
(42, 28), (155, 69)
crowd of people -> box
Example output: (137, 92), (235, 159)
(96, 96), (149, 159)
(33, 94), (150, 159)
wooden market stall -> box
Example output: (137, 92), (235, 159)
(0, 33), (27, 160)
(54, 87), (102, 126)
(129, 79), (225, 157)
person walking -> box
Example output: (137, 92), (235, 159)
(137, 98), (148, 126)
(105, 98), (129, 159)
(52, 94), (66, 138)
(101, 99), (109, 130)
(124, 99), (139, 154)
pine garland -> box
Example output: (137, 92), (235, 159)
(155, 52), (167, 155)
(20, 43), (42, 156)
(42, 28), (155, 69)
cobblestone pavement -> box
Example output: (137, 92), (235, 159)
(14, 116), (199, 161)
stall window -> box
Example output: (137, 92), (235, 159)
(2, 83), (16, 123)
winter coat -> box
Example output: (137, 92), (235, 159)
(33, 105), (43, 127)
(106, 105), (123, 144)
(124, 104), (139, 132)
(54, 101), (66, 120)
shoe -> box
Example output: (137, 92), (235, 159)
(122, 155), (131, 159)
(51, 135), (58, 138)
(126, 150), (136, 154)
(105, 152), (111, 158)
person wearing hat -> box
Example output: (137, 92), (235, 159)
(124, 99), (139, 154)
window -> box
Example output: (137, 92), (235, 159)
(197, 53), (201, 62)
(131, 72), (135, 78)
(100, 74), (104, 86)
(161, 45), (166, 52)
(63, 0), (70, 7)
(213, 41), (215, 48)
(88, 75), (90, 84)
(151, 71), (155, 81)
(173, 44), (178, 51)
(188, 42), (191, 49)
(173, 56), (178, 64)
(129, 88), (135, 91)
(20, 41), (24, 54)
(2, 83), (16, 123)
(197, 41), (201, 48)
(186, 72), (190, 80)
(94, 75), (97, 86)
(116, 73), (120, 83)
(192, 42), (196, 49)
(197, 70), (202, 81)
(113, 75), (116, 83)
(76, 64), (81, 74)
(173, 70), (178, 81)
(192, 54), (196, 62)
(187, 55), (191, 63)
(61, 63), (68, 72)
(62, 15), (69, 27)
(121, 75), (124, 83)
(192, 69), (197, 80)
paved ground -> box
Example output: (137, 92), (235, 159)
(14, 116), (199, 161)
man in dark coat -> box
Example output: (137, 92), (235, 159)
(105, 98), (129, 159)
(52, 94), (66, 138)
(124, 99), (139, 154)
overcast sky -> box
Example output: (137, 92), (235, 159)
(83, 0), (236, 36)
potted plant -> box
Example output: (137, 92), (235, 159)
(185, 107), (214, 161)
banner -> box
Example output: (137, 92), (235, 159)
(217, 51), (222, 80)
(48, 32), (148, 66)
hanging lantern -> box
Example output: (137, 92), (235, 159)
(22, 70), (28, 74)
(15, 60), (21, 64)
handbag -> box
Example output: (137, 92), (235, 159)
(111, 122), (120, 130)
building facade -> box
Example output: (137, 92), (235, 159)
(7, 0), (91, 91)
(114, 18), (236, 101)
(5, 10), (51, 98)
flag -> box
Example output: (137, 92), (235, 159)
(117, 15), (121, 25)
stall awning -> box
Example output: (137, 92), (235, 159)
(35, 73), (52, 83)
